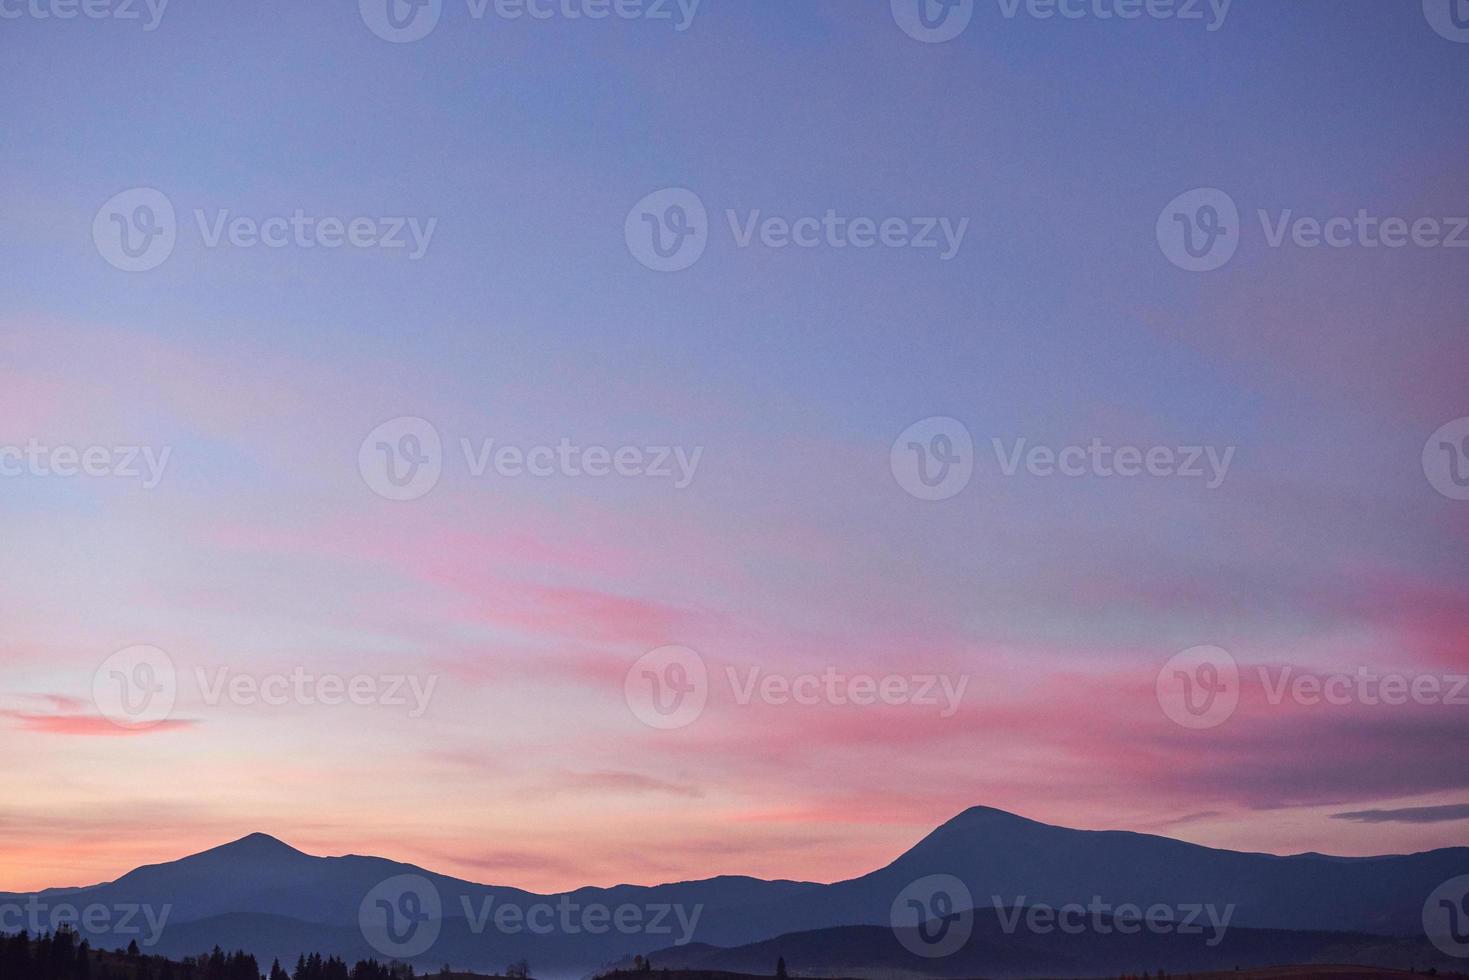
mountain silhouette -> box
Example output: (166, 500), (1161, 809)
(759, 805), (1468, 936)
(3, 808), (1464, 979)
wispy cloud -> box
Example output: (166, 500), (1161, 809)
(0, 694), (196, 737)
(554, 770), (705, 799)
(1331, 803), (1469, 825)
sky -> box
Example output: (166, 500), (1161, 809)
(1, 0), (1467, 894)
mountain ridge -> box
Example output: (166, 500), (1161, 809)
(3, 807), (1464, 979)
(18, 805), (1457, 897)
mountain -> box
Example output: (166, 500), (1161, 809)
(2, 808), (1464, 979)
(751, 806), (1469, 936)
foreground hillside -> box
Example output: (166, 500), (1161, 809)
(596, 970), (1461, 980)
(0, 930), (514, 980)
(627, 912), (1469, 980)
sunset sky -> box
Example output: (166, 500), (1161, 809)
(2, 1), (1467, 895)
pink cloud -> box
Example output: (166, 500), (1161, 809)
(1, 710), (196, 737)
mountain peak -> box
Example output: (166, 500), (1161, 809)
(944, 804), (1044, 826)
(210, 833), (305, 858)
